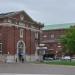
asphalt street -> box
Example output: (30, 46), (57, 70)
(0, 63), (75, 75)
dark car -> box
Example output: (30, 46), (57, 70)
(43, 54), (54, 60)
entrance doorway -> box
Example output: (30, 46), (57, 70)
(17, 40), (26, 62)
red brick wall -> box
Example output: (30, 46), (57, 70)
(25, 29), (31, 54)
(0, 25), (36, 55)
(31, 31), (36, 54)
(0, 11), (42, 55)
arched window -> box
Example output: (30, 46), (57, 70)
(18, 42), (24, 53)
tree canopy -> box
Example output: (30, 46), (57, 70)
(60, 27), (75, 56)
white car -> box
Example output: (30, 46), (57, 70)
(62, 56), (71, 60)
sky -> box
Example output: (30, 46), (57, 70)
(0, 0), (75, 25)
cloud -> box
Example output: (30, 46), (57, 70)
(0, 0), (75, 25)
(0, 1), (25, 12)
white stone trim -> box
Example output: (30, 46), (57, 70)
(0, 23), (42, 32)
(16, 40), (26, 61)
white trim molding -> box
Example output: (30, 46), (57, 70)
(0, 23), (42, 32)
(16, 40), (26, 61)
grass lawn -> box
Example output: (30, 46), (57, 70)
(43, 60), (75, 66)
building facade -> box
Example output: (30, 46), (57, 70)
(0, 10), (43, 62)
(41, 23), (75, 56)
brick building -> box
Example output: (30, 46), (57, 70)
(0, 10), (43, 62)
(41, 23), (75, 56)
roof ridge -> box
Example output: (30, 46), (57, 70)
(0, 10), (24, 14)
(46, 22), (75, 26)
(42, 23), (75, 30)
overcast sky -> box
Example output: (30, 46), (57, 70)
(0, 0), (75, 25)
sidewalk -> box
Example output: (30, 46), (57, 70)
(0, 73), (64, 75)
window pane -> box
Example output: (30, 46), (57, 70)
(20, 29), (23, 38)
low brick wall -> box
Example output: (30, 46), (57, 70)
(0, 54), (16, 63)
(0, 54), (40, 63)
(0, 55), (6, 63)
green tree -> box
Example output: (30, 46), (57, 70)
(60, 27), (75, 56)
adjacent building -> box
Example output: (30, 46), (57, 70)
(41, 23), (75, 56)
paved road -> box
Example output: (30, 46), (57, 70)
(0, 63), (75, 75)
(0, 73), (62, 75)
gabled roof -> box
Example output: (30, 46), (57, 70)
(0, 10), (44, 27)
(42, 23), (75, 30)
(0, 11), (21, 18)
(0, 10), (33, 22)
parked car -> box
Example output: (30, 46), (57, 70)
(43, 54), (54, 60)
(62, 56), (71, 60)
(44, 57), (53, 60)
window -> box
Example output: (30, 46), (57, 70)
(20, 29), (24, 38)
(35, 32), (38, 39)
(12, 20), (17, 25)
(43, 35), (47, 38)
(8, 19), (12, 23)
(19, 22), (24, 26)
(51, 34), (54, 38)
(31, 25), (35, 28)
(0, 43), (2, 54)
